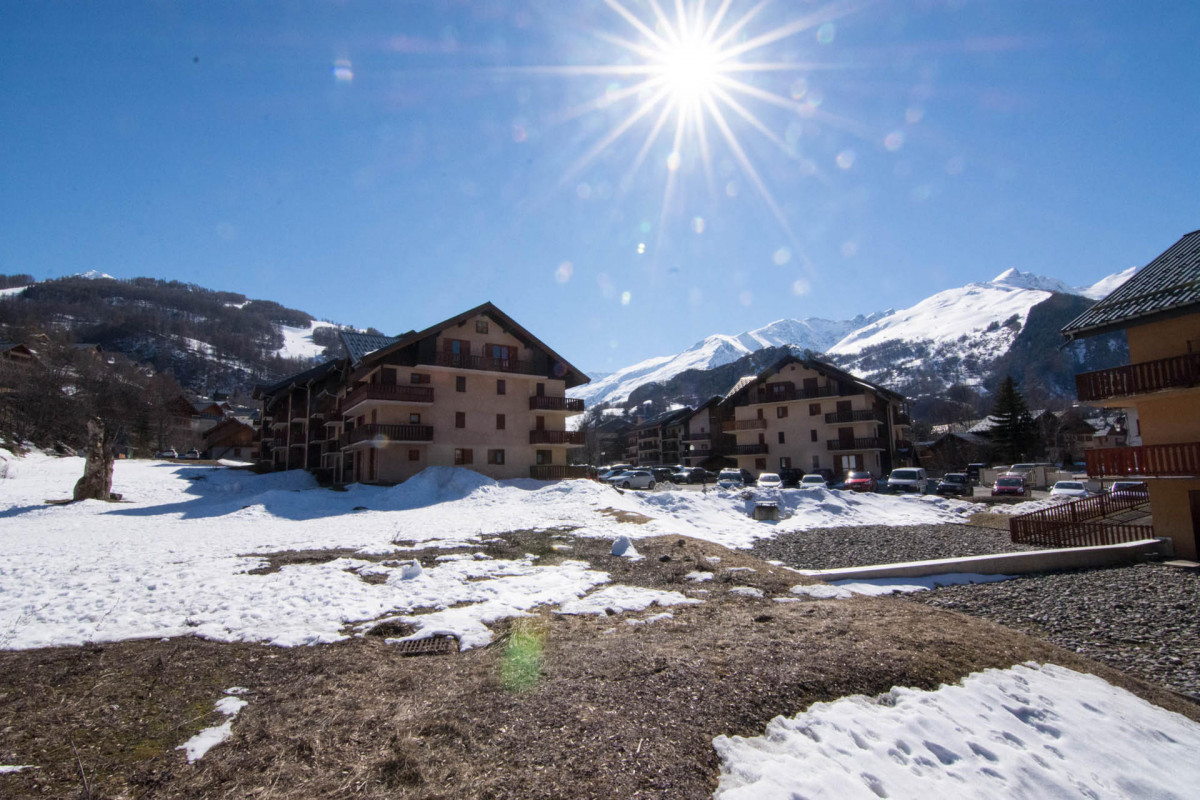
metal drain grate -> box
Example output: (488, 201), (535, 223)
(389, 634), (460, 657)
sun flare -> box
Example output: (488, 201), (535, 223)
(658, 36), (723, 104)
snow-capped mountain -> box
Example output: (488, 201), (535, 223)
(570, 313), (886, 406)
(572, 267), (1136, 408)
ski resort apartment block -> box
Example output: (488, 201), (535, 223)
(1063, 229), (1200, 560)
(254, 303), (589, 484)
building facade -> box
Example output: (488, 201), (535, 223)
(1063, 229), (1200, 559)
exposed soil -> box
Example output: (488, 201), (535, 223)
(2, 534), (1196, 799)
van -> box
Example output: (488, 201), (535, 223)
(887, 467), (928, 494)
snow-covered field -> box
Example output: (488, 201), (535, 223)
(3, 451), (1195, 795)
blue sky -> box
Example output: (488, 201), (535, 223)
(3, 1), (1199, 374)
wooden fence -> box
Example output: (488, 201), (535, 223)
(1009, 488), (1153, 548)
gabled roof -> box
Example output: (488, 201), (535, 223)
(1063, 229), (1200, 339)
(340, 331), (400, 365)
(354, 302), (589, 389)
(726, 354), (905, 404)
(252, 358), (348, 400)
(635, 406), (693, 431)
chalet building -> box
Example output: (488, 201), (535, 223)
(0, 342), (38, 367)
(723, 355), (911, 479)
(1062, 229), (1200, 559)
(256, 303), (589, 484)
(623, 407), (691, 467)
(203, 417), (257, 461)
(680, 396), (734, 469)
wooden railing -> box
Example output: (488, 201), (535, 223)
(824, 409), (882, 424)
(343, 424), (434, 446)
(529, 465), (591, 481)
(1010, 488), (1152, 547)
(751, 383), (842, 404)
(341, 383), (434, 413)
(528, 395), (585, 413)
(684, 447), (712, 458)
(681, 432), (711, 441)
(1076, 352), (1200, 402)
(826, 437), (882, 451)
(433, 352), (539, 375)
(734, 443), (769, 455)
(529, 430), (586, 446)
(1085, 442), (1200, 477)
(721, 418), (767, 432)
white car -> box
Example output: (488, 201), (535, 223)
(607, 469), (656, 490)
(756, 472), (783, 489)
(156, 448), (178, 459)
(716, 469), (748, 488)
(1049, 480), (1090, 499)
(799, 474), (827, 489)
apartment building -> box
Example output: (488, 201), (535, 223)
(256, 303), (589, 484)
(1063, 229), (1200, 559)
(623, 407), (691, 467)
(723, 355), (911, 479)
(680, 396), (733, 469)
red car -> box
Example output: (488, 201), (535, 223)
(991, 475), (1027, 497)
(843, 471), (877, 492)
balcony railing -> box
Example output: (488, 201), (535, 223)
(1085, 442), (1200, 477)
(343, 423), (434, 446)
(341, 383), (434, 413)
(684, 447), (712, 458)
(528, 395), (585, 413)
(681, 432), (711, 441)
(1010, 489), (1152, 547)
(433, 352), (539, 376)
(751, 383), (844, 404)
(826, 437), (882, 452)
(529, 464), (591, 481)
(824, 409), (882, 424)
(734, 443), (769, 455)
(529, 430), (586, 446)
(1076, 352), (1200, 403)
(721, 418), (768, 432)
(894, 413), (912, 427)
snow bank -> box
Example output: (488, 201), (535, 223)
(714, 663), (1200, 799)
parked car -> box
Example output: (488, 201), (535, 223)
(798, 474), (828, 489)
(965, 463), (987, 485)
(935, 473), (972, 497)
(843, 470), (877, 492)
(650, 466), (675, 483)
(181, 449), (201, 460)
(155, 448), (178, 459)
(599, 467), (632, 481)
(887, 467), (928, 494)
(716, 468), (751, 489)
(607, 469), (656, 490)
(1049, 480), (1091, 499)
(778, 467), (805, 487)
(672, 467), (710, 484)
(1109, 480), (1148, 498)
(756, 472), (783, 489)
(991, 475), (1027, 497)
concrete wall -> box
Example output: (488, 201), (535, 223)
(1126, 316), (1200, 363)
(1147, 478), (1200, 561)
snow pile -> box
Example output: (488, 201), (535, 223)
(556, 585), (700, 617)
(178, 688), (249, 764)
(714, 662), (1200, 799)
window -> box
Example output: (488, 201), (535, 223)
(756, 408), (764, 419)
(410, 373), (430, 384)
(496, 379), (506, 395)
(812, 455), (820, 470)
(809, 403), (821, 416)
(488, 449), (505, 465)
(487, 343), (515, 360)
(454, 448), (474, 465)
(536, 449), (552, 465)
(779, 457), (792, 469)
(776, 406), (788, 419)
(777, 431), (785, 444)
(496, 413), (505, 430)
(408, 449), (420, 461)
(409, 413), (421, 424)
(456, 376), (466, 392)
(810, 429), (818, 442)
(758, 433), (766, 444)
(455, 411), (466, 428)
(476, 319), (489, 334)
(755, 458), (767, 470)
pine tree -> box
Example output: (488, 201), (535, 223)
(988, 376), (1036, 463)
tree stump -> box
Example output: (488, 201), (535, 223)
(73, 418), (116, 501)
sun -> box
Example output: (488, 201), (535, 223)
(657, 35), (723, 104)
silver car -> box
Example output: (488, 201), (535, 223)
(607, 469), (656, 490)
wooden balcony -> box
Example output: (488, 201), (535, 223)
(721, 418), (768, 433)
(529, 430), (586, 446)
(433, 352), (538, 376)
(681, 432), (711, 442)
(341, 383), (434, 414)
(529, 395), (585, 413)
(343, 423), (434, 446)
(529, 464), (591, 480)
(826, 437), (883, 452)
(734, 443), (769, 455)
(1085, 441), (1200, 477)
(1076, 352), (1200, 403)
(750, 383), (843, 404)
(824, 409), (883, 424)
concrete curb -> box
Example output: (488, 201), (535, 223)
(804, 538), (1172, 581)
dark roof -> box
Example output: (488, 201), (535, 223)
(341, 331), (400, 365)
(1063, 229), (1200, 339)
(635, 406), (693, 431)
(355, 302), (589, 390)
(252, 358), (347, 400)
(727, 354), (906, 404)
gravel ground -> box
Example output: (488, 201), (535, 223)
(750, 523), (1038, 570)
(753, 524), (1200, 701)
